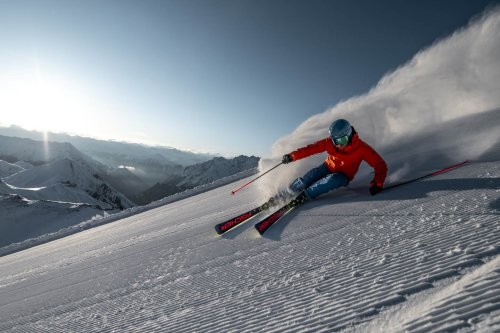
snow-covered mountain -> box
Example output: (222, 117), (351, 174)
(0, 160), (23, 178)
(0, 135), (138, 248)
(0, 135), (134, 209)
(3, 158), (134, 210)
(179, 155), (260, 187)
(132, 155), (259, 204)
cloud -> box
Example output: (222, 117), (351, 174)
(258, 6), (500, 197)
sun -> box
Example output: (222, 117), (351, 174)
(0, 71), (90, 133)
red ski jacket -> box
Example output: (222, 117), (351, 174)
(289, 133), (387, 186)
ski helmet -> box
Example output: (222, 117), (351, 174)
(329, 119), (353, 147)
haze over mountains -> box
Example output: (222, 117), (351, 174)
(0, 127), (259, 248)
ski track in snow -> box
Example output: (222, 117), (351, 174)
(0, 161), (499, 332)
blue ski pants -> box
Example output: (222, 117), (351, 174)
(289, 163), (349, 199)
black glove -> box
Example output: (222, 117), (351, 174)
(369, 184), (383, 196)
(282, 154), (293, 164)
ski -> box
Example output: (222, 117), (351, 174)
(254, 193), (306, 235)
(215, 193), (293, 235)
(215, 205), (266, 235)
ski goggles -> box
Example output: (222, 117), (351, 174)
(333, 134), (350, 147)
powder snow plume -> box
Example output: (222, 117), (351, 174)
(258, 6), (500, 197)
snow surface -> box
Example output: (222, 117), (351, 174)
(0, 159), (499, 332)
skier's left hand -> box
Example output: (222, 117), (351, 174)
(282, 154), (293, 164)
(369, 182), (383, 196)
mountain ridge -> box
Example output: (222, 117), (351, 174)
(132, 155), (260, 204)
(0, 125), (216, 166)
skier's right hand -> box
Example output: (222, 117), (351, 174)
(282, 154), (293, 164)
(369, 181), (383, 195)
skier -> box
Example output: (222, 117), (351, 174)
(276, 119), (387, 205)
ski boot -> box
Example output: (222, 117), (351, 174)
(261, 190), (294, 210)
(290, 192), (308, 206)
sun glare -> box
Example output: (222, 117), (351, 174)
(0, 71), (92, 134)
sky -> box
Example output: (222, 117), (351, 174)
(0, 0), (499, 157)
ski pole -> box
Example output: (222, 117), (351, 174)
(383, 160), (469, 191)
(231, 162), (283, 195)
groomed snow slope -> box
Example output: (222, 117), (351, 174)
(0, 159), (499, 332)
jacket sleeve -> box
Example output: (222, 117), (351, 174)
(290, 138), (330, 161)
(363, 143), (388, 187)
